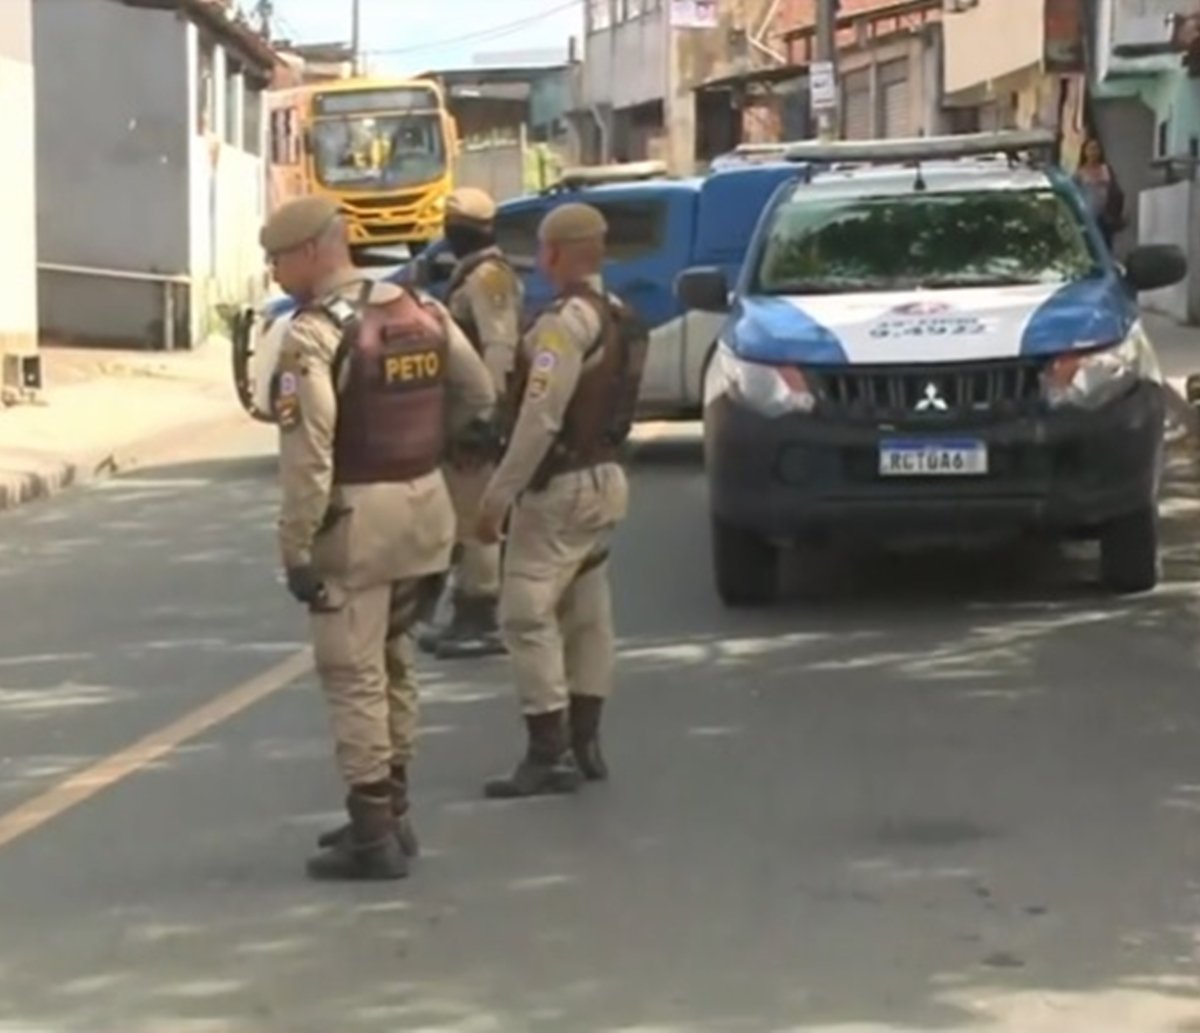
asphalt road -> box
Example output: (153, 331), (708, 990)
(2, 417), (1200, 1033)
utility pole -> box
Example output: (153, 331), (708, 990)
(351, 0), (363, 75)
(812, 0), (839, 141)
(253, 0), (273, 39)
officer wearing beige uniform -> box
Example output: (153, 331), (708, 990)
(476, 202), (647, 799)
(262, 196), (496, 879)
(420, 187), (523, 659)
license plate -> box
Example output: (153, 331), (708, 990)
(878, 439), (988, 477)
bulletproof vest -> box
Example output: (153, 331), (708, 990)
(314, 283), (448, 486)
(444, 247), (517, 353)
(508, 283), (649, 483)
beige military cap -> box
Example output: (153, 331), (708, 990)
(538, 202), (608, 244)
(444, 187), (497, 225)
(260, 195), (340, 252)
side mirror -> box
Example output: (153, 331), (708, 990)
(676, 266), (729, 312)
(1124, 244), (1187, 293)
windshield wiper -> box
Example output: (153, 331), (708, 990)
(917, 274), (1048, 288)
(761, 279), (877, 295)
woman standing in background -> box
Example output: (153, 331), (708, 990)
(1073, 136), (1126, 250)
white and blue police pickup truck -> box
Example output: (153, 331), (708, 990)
(675, 130), (1188, 606)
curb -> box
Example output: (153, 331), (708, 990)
(0, 408), (251, 514)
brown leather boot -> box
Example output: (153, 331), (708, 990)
(436, 594), (505, 660)
(569, 694), (608, 781)
(305, 787), (408, 881)
(316, 767), (419, 857)
(483, 710), (583, 799)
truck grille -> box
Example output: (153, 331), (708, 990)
(812, 360), (1044, 419)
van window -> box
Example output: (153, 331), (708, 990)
(495, 198), (668, 263)
(592, 200), (667, 260)
(494, 207), (545, 262)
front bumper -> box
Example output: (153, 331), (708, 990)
(705, 382), (1166, 545)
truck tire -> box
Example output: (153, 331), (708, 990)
(712, 515), (780, 606)
(1099, 506), (1159, 594)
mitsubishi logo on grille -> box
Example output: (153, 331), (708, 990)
(914, 381), (949, 412)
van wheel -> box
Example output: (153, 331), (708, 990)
(1099, 506), (1159, 594)
(712, 515), (779, 606)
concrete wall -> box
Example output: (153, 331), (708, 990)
(1092, 93), (1159, 250)
(34, 0), (190, 348)
(186, 26), (268, 347)
(837, 30), (944, 139)
(582, 7), (670, 111)
(942, 0), (1044, 95)
(1138, 178), (1197, 322)
(0, 0), (38, 361)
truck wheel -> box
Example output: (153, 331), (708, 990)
(712, 515), (779, 606)
(1099, 506), (1159, 594)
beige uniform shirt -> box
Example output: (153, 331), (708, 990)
(479, 274), (615, 515)
(275, 270), (496, 588)
(446, 251), (523, 394)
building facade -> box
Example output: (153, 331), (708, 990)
(780, 0), (945, 140)
(941, 0), (1087, 161)
(1089, 0), (1200, 320)
(0, 0), (39, 394)
(34, 0), (277, 350)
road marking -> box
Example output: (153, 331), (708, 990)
(0, 648), (313, 851)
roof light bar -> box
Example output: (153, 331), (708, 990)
(550, 160), (669, 190)
(780, 129), (1058, 166)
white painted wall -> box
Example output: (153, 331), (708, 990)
(186, 24), (268, 348)
(943, 0), (1045, 96)
(0, 0), (37, 360)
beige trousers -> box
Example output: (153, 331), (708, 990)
(444, 463), (501, 598)
(499, 464), (628, 715)
(309, 579), (425, 786)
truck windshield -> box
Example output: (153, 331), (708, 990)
(312, 112), (446, 191)
(755, 188), (1101, 295)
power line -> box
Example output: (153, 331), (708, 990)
(361, 0), (582, 58)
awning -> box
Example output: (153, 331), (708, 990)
(694, 63), (809, 94)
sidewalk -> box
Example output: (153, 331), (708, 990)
(1143, 311), (1200, 439)
(0, 338), (248, 511)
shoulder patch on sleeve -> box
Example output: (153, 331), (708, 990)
(531, 317), (569, 356)
(475, 262), (513, 306)
(273, 367), (301, 429)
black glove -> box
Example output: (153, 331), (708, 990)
(285, 564), (326, 607)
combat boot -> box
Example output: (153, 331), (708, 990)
(436, 594), (505, 660)
(483, 710), (583, 799)
(569, 694), (608, 781)
(315, 766), (419, 857)
(305, 786), (408, 881)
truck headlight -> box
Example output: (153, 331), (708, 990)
(705, 340), (816, 418)
(1042, 322), (1161, 411)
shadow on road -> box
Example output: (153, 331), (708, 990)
(2, 430), (1200, 1030)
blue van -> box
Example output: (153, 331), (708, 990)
(238, 159), (808, 421)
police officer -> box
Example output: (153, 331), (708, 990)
(420, 187), (523, 660)
(475, 203), (646, 799)
(262, 196), (496, 879)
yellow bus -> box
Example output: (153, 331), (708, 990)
(266, 76), (459, 255)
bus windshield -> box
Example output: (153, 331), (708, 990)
(312, 110), (446, 191)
